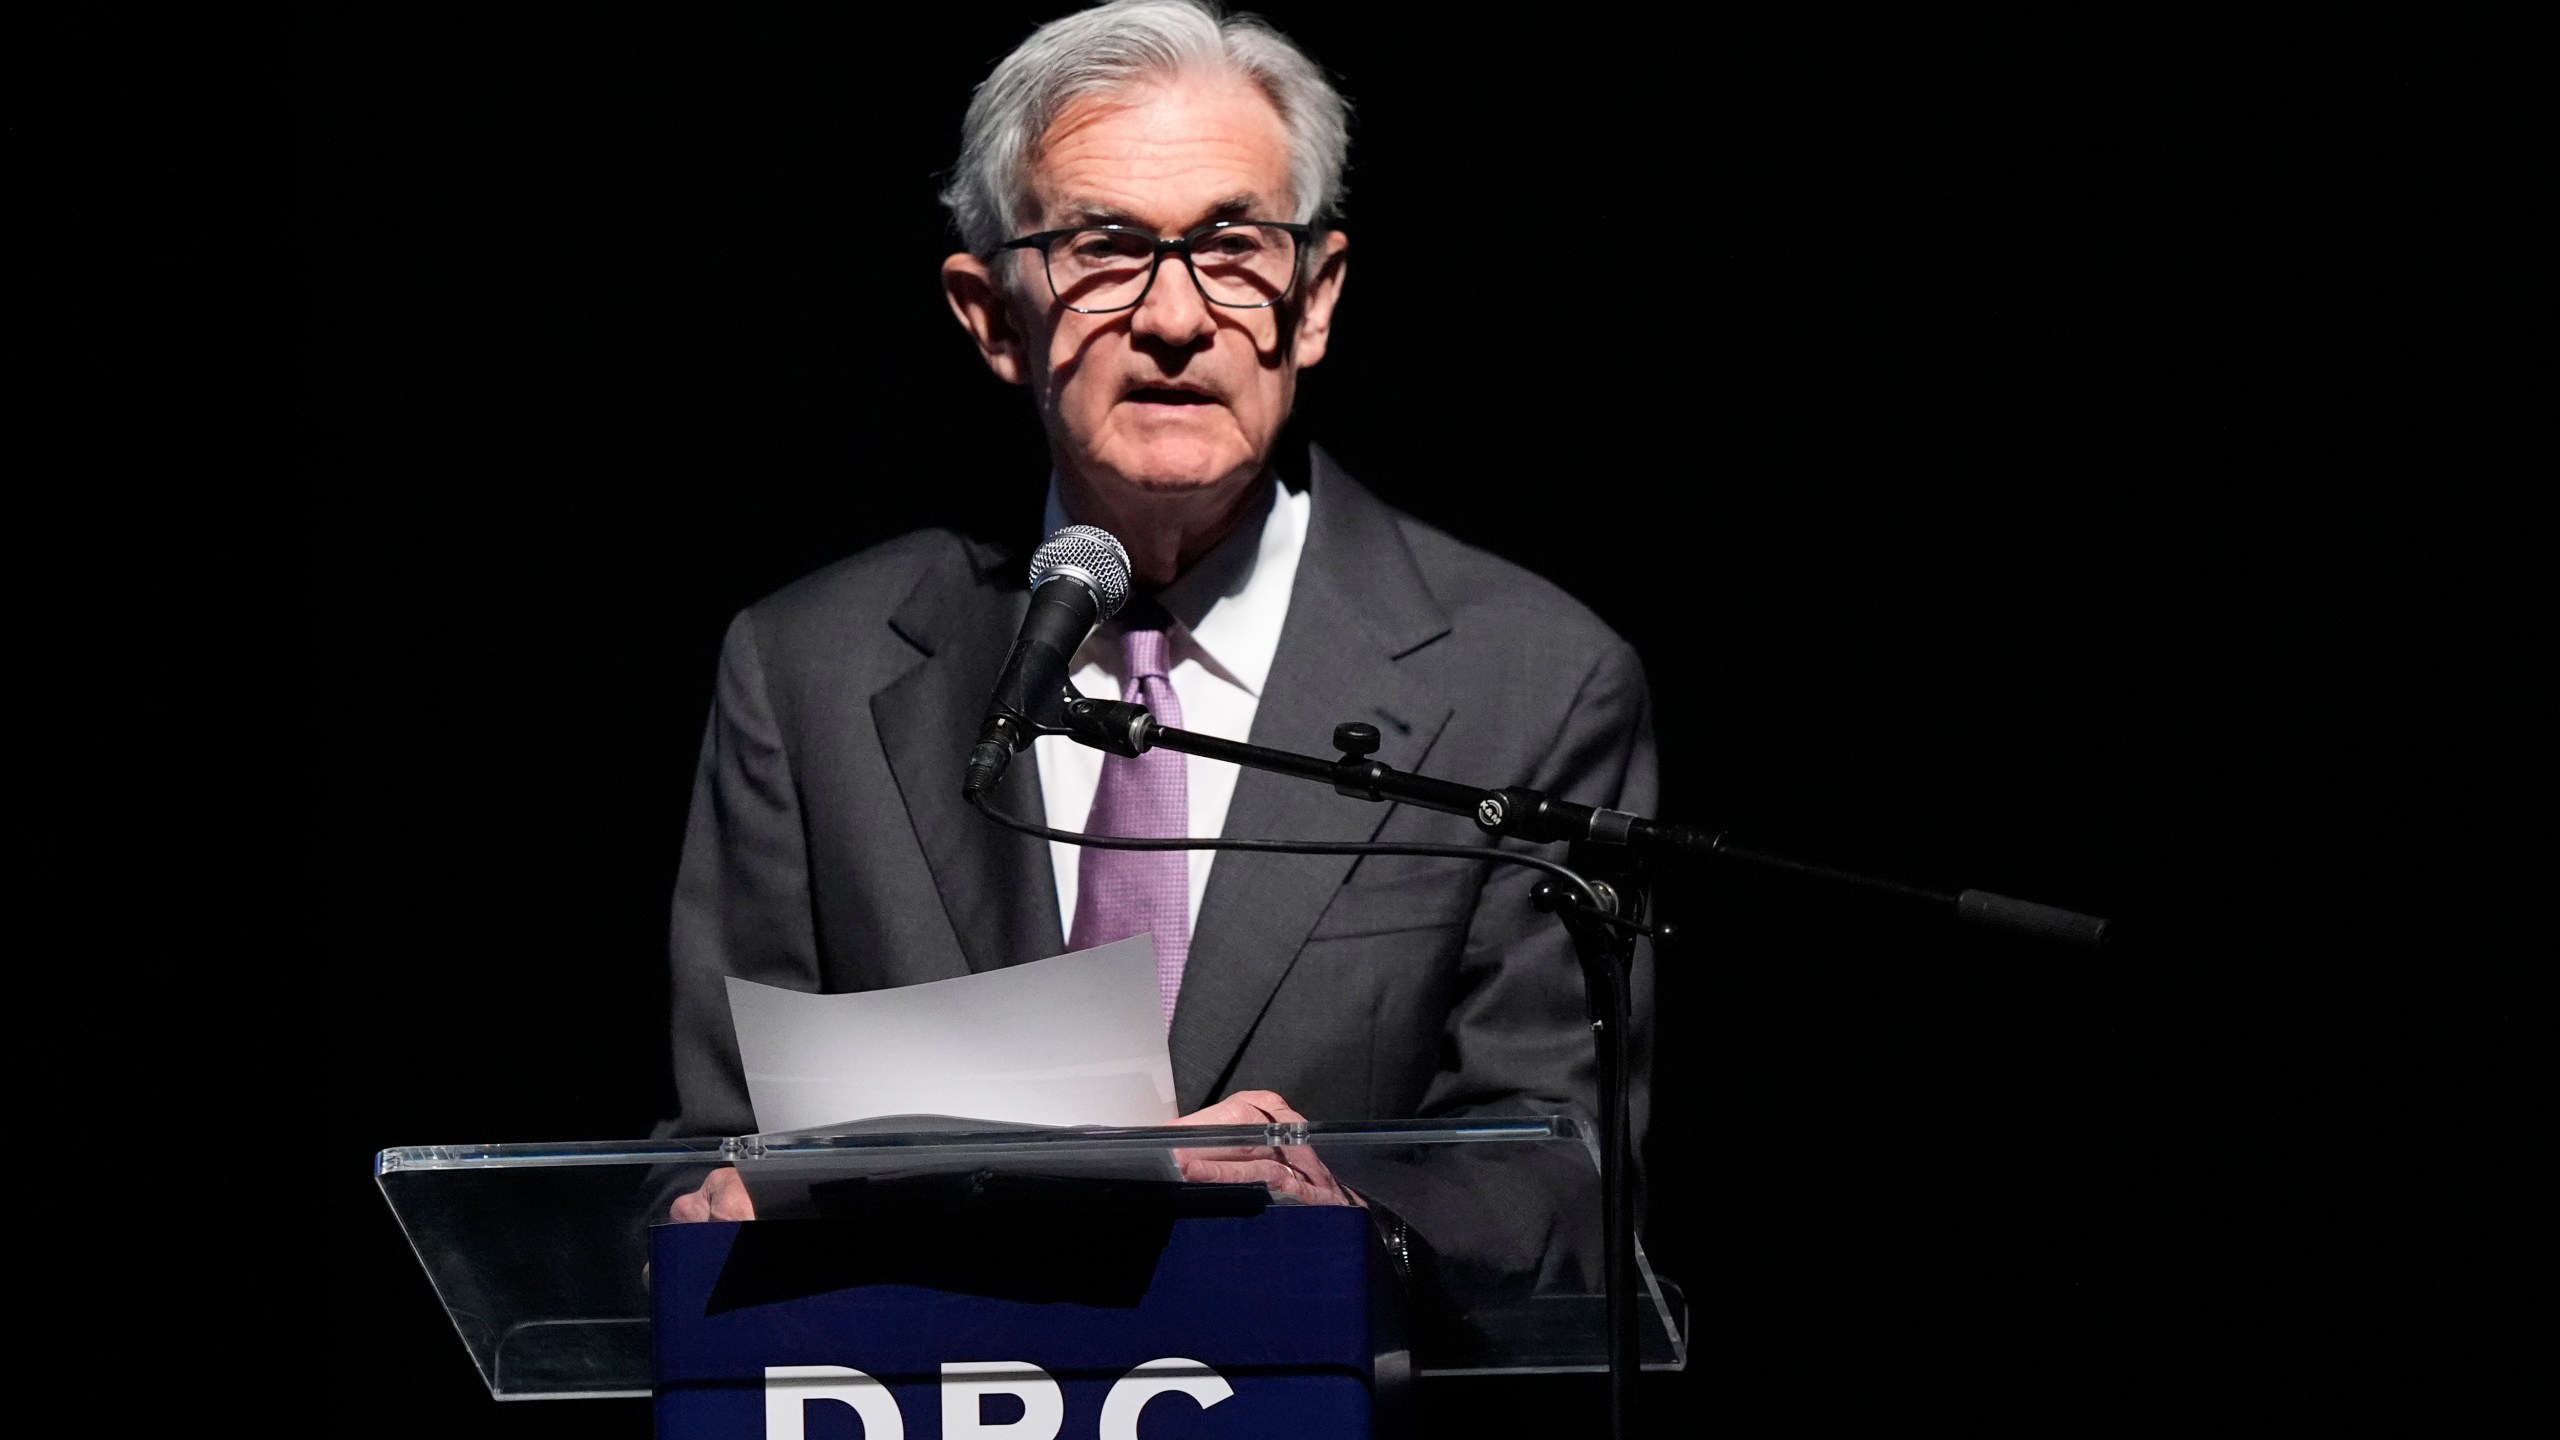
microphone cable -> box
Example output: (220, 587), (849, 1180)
(965, 789), (1657, 939)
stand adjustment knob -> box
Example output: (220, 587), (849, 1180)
(1333, 722), (1381, 759)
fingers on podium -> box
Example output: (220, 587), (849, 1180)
(670, 1167), (758, 1223)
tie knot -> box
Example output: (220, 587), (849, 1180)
(1120, 623), (1172, 681)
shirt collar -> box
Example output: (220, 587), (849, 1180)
(1042, 472), (1309, 699)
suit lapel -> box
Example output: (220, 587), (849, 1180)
(872, 538), (1068, 976)
(1169, 453), (1455, 1109)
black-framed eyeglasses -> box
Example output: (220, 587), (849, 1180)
(992, 220), (1318, 314)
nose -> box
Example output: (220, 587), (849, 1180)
(1129, 252), (1215, 349)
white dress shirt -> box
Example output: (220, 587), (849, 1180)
(1033, 476), (1313, 939)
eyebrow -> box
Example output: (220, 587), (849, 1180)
(1058, 194), (1264, 231)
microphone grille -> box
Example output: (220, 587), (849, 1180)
(1028, 524), (1133, 621)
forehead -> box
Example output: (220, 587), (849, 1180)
(1027, 73), (1295, 229)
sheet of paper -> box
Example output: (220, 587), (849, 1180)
(724, 933), (1179, 1133)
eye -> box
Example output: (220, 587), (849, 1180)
(1069, 231), (1151, 261)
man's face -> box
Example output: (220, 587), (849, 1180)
(945, 74), (1348, 512)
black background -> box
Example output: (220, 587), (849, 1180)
(297, 5), (2522, 1433)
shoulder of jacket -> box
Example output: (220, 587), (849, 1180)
(748, 528), (973, 623)
(729, 528), (983, 662)
(1387, 509), (1634, 660)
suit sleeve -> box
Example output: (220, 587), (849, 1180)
(654, 609), (825, 1140)
(1420, 636), (1657, 1149)
(1346, 637), (1654, 1296)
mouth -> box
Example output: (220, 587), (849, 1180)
(1124, 383), (1217, 407)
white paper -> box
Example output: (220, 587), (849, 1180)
(724, 933), (1179, 1133)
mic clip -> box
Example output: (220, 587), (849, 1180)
(963, 690), (1086, 801)
(1059, 694), (1157, 759)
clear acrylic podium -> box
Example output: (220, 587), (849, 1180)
(376, 1115), (1686, 1404)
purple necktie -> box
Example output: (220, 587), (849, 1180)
(1068, 621), (1191, 1021)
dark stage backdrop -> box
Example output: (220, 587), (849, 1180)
(303, 7), (2502, 1433)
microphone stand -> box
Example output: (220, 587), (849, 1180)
(983, 692), (2113, 1440)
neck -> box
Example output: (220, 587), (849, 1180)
(1057, 468), (1269, 589)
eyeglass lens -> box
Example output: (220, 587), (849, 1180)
(1045, 226), (1297, 310)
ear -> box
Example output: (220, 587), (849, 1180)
(942, 251), (1032, 385)
(1290, 229), (1351, 370)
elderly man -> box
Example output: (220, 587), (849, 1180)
(665, 0), (1655, 1244)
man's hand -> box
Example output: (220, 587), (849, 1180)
(1170, 1089), (1363, 1208)
(668, 1096), (1359, 1218)
(668, 1167), (756, 1223)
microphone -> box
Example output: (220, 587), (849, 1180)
(963, 525), (1133, 799)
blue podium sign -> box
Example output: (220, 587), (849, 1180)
(652, 1205), (1402, 1438)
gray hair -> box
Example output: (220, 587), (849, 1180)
(939, 0), (1350, 254)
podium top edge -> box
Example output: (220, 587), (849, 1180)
(375, 1116), (1582, 1174)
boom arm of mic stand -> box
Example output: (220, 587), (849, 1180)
(1062, 694), (2111, 948)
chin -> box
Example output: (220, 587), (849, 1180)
(1103, 436), (1256, 494)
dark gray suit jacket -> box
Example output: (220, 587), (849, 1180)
(657, 451), (1657, 1211)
